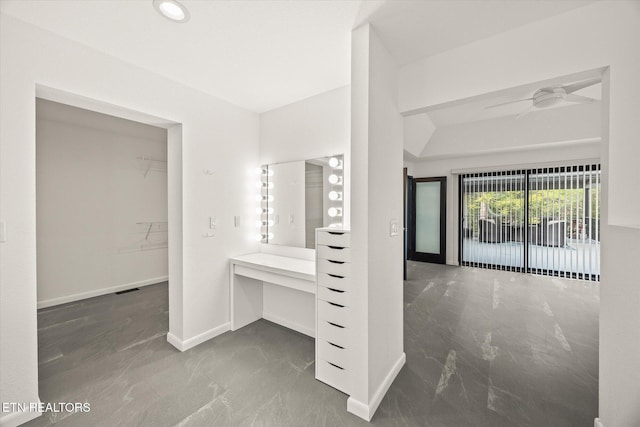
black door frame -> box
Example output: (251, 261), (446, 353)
(409, 176), (447, 264)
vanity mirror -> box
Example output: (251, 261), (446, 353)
(256, 154), (344, 249)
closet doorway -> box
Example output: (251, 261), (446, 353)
(35, 97), (175, 400)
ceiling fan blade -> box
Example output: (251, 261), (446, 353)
(565, 94), (598, 104)
(485, 98), (533, 109)
(515, 105), (534, 120)
(562, 77), (601, 94)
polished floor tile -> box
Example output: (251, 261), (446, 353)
(27, 262), (598, 426)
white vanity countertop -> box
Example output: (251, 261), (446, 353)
(230, 253), (316, 281)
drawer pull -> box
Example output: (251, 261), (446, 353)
(328, 260), (345, 264)
(328, 341), (345, 349)
(328, 301), (345, 308)
(327, 287), (345, 293)
(328, 245), (345, 250)
(327, 321), (345, 329)
(328, 273), (344, 279)
(328, 361), (345, 370)
(328, 231), (345, 235)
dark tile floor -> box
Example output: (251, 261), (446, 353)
(28, 262), (598, 426)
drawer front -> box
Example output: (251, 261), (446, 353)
(317, 259), (350, 277)
(316, 359), (349, 393)
(317, 231), (350, 248)
(317, 319), (349, 348)
(317, 272), (349, 291)
(318, 299), (350, 327)
(317, 285), (349, 307)
(318, 339), (349, 368)
(317, 245), (351, 263)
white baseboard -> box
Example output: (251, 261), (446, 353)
(37, 276), (168, 309)
(262, 311), (315, 338)
(166, 322), (230, 352)
(594, 418), (603, 427)
(0, 398), (42, 427)
(347, 352), (406, 421)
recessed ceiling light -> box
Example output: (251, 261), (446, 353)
(153, 0), (190, 23)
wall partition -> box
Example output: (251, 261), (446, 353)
(460, 164), (601, 281)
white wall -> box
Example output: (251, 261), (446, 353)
(36, 99), (168, 307)
(421, 102), (601, 158)
(260, 85), (351, 229)
(398, 3), (640, 425)
(349, 24), (405, 421)
(0, 14), (259, 426)
(259, 86), (350, 164)
(257, 86), (351, 338)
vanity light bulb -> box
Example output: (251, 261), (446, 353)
(328, 174), (342, 185)
(255, 167), (273, 176)
(328, 157), (341, 168)
(256, 207), (263, 215)
(328, 207), (342, 218)
(255, 233), (263, 241)
(328, 191), (341, 201)
(256, 181), (273, 189)
(255, 220), (274, 227)
(256, 195), (274, 202)
(267, 233), (274, 239)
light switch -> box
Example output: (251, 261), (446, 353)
(210, 216), (216, 229)
(0, 220), (5, 242)
(390, 219), (400, 237)
(234, 216), (241, 227)
(289, 214), (294, 224)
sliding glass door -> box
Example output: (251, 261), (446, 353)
(460, 164), (600, 281)
(460, 171), (525, 271)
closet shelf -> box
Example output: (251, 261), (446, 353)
(136, 155), (167, 177)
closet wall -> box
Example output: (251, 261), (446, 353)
(36, 99), (168, 307)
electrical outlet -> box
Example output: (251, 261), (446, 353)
(234, 215), (241, 227)
(210, 216), (216, 229)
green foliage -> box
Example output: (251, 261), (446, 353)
(463, 187), (601, 235)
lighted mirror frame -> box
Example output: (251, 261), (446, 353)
(255, 154), (344, 245)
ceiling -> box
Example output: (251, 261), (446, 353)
(0, 0), (594, 113)
(425, 75), (603, 128)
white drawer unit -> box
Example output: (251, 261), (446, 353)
(317, 258), (350, 277)
(316, 228), (352, 394)
(318, 299), (350, 327)
(317, 244), (351, 263)
(317, 272), (349, 291)
(317, 285), (349, 307)
(317, 318), (350, 348)
(317, 230), (350, 247)
(316, 358), (349, 393)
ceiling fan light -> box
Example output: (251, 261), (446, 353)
(533, 88), (566, 109)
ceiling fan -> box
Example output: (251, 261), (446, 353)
(485, 77), (601, 119)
